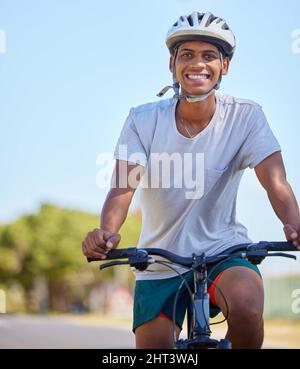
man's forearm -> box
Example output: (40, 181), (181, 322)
(267, 180), (300, 225)
(100, 188), (135, 233)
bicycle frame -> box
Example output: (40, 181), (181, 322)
(176, 254), (229, 349)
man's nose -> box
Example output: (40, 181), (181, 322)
(191, 55), (207, 67)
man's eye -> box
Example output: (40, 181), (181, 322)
(204, 54), (217, 61)
(181, 53), (192, 58)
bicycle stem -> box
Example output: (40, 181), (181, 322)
(192, 267), (211, 338)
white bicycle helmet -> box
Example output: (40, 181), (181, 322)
(157, 11), (236, 103)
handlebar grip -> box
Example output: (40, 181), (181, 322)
(87, 256), (101, 263)
(106, 247), (138, 259)
(87, 247), (138, 263)
(267, 241), (298, 252)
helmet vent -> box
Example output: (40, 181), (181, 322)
(222, 22), (229, 30)
(187, 15), (194, 26)
(204, 14), (217, 27)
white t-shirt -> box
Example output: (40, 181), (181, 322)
(114, 93), (281, 280)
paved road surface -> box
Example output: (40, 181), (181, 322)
(0, 315), (285, 349)
(0, 315), (135, 349)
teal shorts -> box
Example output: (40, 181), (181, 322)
(133, 257), (261, 333)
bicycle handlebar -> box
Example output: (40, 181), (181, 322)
(87, 247), (193, 266)
(246, 241), (297, 252)
(87, 241), (298, 270)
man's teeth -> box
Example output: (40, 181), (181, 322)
(187, 74), (209, 80)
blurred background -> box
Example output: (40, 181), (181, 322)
(0, 0), (300, 348)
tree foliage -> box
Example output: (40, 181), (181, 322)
(0, 203), (141, 310)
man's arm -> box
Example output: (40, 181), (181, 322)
(82, 160), (145, 258)
(255, 152), (300, 249)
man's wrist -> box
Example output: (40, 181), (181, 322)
(100, 223), (120, 234)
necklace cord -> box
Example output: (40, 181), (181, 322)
(178, 114), (210, 138)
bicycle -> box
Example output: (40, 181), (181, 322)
(87, 241), (298, 349)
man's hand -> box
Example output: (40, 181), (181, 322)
(283, 224), (300, 250)
(82, 228), (121, 259)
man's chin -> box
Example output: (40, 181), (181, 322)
(181, 88), (213, 96)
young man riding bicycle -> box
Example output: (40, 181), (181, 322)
(82, 11), (300, 349)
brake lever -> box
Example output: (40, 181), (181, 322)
(128, 255), (152, 271)
(99, 254), (152, 271)
(244, 250), (297, 265)
(267, 252), (296, 260)
(243, 250), (268, 265)
(99, 260), (130, 270)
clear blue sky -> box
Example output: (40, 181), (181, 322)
(1, 0), (300, 275)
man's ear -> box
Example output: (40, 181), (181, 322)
(169, 55), (174, 73)
(222, 57), (230, 76)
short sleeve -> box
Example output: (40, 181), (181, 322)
(237, 106), (281, 170)
(114, 108), (148, 167)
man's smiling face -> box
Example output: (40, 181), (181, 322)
(169, 40), (230, 96)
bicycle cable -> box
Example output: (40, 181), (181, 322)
(139, 259), (229, 328)
(136, 252), (249, 344)
(155, 261), (198, 346)
(155, 259), (231, 342)
(207, 277), (229, 325)
(205, 255), (244, 324)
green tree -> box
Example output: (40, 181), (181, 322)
(0, 203), (142, 312)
